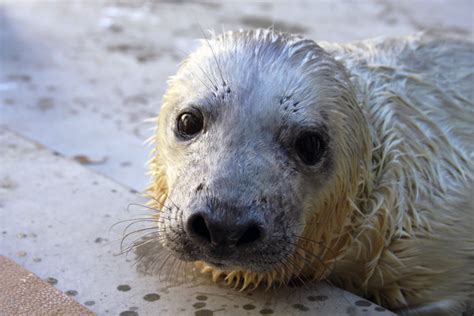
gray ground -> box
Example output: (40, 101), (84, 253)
(0, 1), (472, 315)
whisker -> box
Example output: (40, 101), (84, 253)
(127, 202), (164, 213)
(120, 227), (162, 252)
(281, 256), (311, 290)
(290, 247), (332, 281)
(157, 253), (175, 282)
(291, 235), (338, 260)
(118, 231), (162, 256)
(109, 217), (159, 236)
(285, 220), (322, 229)
(188, 58), (219, 92)
(198, 25), (226, 87)
(121, 219), (160, 237)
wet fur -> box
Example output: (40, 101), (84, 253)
(147, 30), (474, 314)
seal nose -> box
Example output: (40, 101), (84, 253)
(186, 213), (263, 248)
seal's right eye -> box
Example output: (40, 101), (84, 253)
(176, 110), (204, 139)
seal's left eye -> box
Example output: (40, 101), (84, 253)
(294, 132), (325, 165)
(177, 110), (204, 139)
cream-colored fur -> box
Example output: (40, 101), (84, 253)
(147, 32), (473, 314)
(320, 34), (474, 313)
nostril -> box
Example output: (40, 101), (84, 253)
(236, 224), (261, 247)
(189, 214), (211, 242)
(188, 214), (263, 247)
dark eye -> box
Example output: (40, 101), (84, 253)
(176, 110), (204, 139)
(294, 132), (325, 165)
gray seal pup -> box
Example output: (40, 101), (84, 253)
(146, 29), (473, 315)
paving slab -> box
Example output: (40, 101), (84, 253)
(0, 128), (394, 315)
(0, 255), (94, 315)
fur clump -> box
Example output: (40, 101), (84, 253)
(146, 30), (473, 314)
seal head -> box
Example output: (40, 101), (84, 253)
(149, 29), (370, 284)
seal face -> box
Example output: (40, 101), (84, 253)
(147, 29), (474, 314)
(151, 30), (368, 275)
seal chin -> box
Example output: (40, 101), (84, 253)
(205, 260), (248, 272)
(200, 256), (249, 271)
(201, 254), (287, 274)
(204, 260), (268, 273)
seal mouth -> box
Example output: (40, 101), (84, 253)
(204, 259), (263, 272)
(207, 260), (225, 268)
(198, 243), (295, 273)
(205, 260), (245, 271)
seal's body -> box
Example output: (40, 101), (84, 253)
(147, 30), (473, 315)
